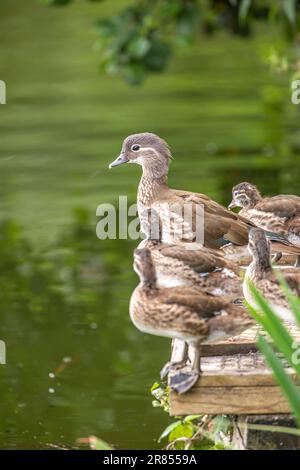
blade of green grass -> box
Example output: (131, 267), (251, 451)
(239, 422), (300, 437)
(247, 281), (300, 378)
(258, 336), (300, 427)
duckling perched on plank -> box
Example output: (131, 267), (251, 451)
(138, 239), (243, 299)
(130, 248), (254, 394)
(229, 182), (300, 266)
(244, 228), (300, 323)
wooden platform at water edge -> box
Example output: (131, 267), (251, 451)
(169, 324), (300, 417)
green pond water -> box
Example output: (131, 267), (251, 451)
(0, 0), (299, 450)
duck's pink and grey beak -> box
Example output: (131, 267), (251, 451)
(109, 153), (129, 169)
(228, 200), (237, 210)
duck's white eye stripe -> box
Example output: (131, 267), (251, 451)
(139, 147), (160, 157)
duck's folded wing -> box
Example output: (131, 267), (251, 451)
(158, 287), (227, 317)
(256, 196), (300, 218)
(158, 244), (223, 271)
(159, 190), (252, 246)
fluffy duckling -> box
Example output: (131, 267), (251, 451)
(229, 182), (300, 246)
(244, 228), (300, 323)
(109, 133), (300, 261)
(138, 239), (243, 299)
(130, 248), (254, 394)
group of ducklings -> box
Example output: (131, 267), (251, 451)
(109, 133), (300, 394)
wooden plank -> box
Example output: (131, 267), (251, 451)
(170, 385), (293, 416)
(169, 352), (300, 416)
(169, 324), (300, 416)
(195, 353), (292, 379)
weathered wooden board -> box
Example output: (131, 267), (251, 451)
(170, 385), (294, 416)
(169, 352), (299, 415)
(169, 324), (300, 416)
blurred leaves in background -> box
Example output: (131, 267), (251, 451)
(41, 0), (300, 84)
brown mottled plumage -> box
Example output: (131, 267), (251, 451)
(138, 239), (243, 299)
(229, 182), (300, 246)
(244, 228), (300, 323)
(130, 248), (254, 393)
(109, 133), (300, 260)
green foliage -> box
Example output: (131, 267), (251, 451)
(151, 382), (170, 412)
(41, 0), (300, 84)
(95, 1), (190, 85)
(158, 414), (232, 450)
(151, 383), (233, 450)
(247, 280), (300, 427)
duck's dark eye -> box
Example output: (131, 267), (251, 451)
(131, 144), (140, 152)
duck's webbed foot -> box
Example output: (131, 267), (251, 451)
(169, 342), (201, 394)
(160, 359), (187, 380)
(169, 369), (200, 394)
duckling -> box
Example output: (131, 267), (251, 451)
(244, 228), (300, 323)
(138, 239), (243, 299)
(109, 133), (300, 261)
(228, 182), (300, 247)
(130, 248), (254, 394)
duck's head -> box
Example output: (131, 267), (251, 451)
(109, 132), (171, 177)
(248, 228), (271, 266)
(133, 248), (157, 287)
(228, 182), (261, 210)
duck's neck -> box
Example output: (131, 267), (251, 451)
(138, 166), (168, 206)
(249, 254), (272, 279)
(249, 192), (262, 208)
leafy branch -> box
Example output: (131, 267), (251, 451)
(40, 0), (300, 84)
